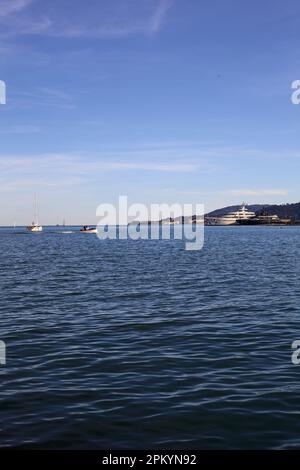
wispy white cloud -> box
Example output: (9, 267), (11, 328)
(0, 0), (173, 39)
(0, 143), (296, 200)
(0, 124), (40, 134)
(51, 0), (173, 38)
(8, 87), (76, 110)
(0, 0), (33, 18)
(0, 151), (199, 193)
(0, 153), (198, 171)
(103, 161), (196, 172)
(226, 189), (289, 197)
(150, 0), (172, 33)
(11, 16), (52, 35)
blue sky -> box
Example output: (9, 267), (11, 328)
(0, 0), (300, 224)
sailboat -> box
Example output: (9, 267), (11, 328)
(27, 194), (43, 232)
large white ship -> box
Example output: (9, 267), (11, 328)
(206, 205), (256, 226)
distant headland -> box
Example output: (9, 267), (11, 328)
(139, 202), (300, 226)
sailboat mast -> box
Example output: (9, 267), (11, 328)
(34, 193), (39, 226)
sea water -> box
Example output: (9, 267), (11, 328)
(0, 226), (300, 449)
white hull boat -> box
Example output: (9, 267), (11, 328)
(27, 194), (43, 232)
(206, 205), (256, 226)
(27, 224), (43, 232)
(80, 226), (97, 233)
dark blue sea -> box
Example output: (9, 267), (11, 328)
(0, 226), (300, 449)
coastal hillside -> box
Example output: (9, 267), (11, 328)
(207, 203), (300, 220)
(151, 202), (300, 224)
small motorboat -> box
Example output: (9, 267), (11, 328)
(80, 226), (97, 233)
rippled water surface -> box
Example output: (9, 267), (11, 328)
(1, 226), (300, 449)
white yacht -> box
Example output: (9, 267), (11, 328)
(27, 194), (43, 232)
(206, 205), (256, 226)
